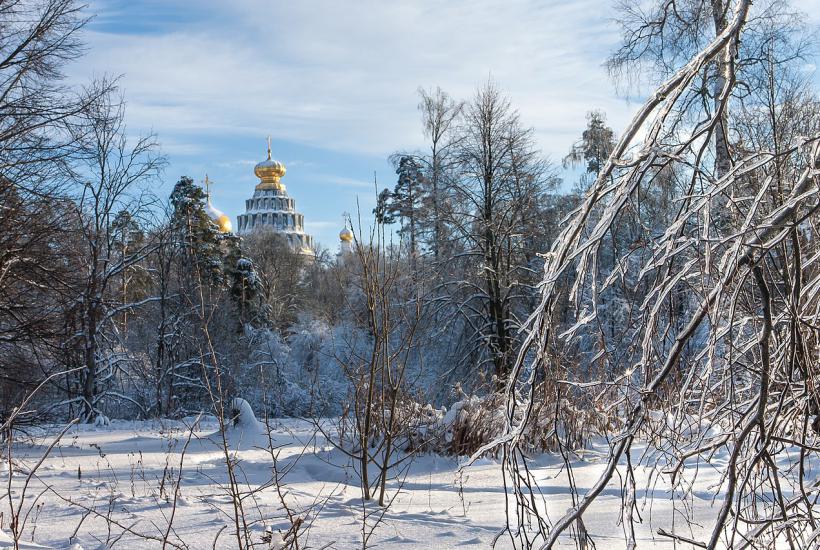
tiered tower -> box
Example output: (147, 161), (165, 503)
(236, 139), (314, 255)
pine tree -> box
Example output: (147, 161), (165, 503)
(374, 155), (425, 256)
(224, 235), (264, 328)
(395, 155), (425, 256)
(563, 110), (615, 193)
(170, 176), (225, 285)
(374, 188), (395, 225)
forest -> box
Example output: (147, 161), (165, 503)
(1, 0), (819, 548)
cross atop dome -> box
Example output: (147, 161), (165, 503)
(339, 213), (353, 243)
(202, 173), (232, 233)
(203, 173), (214, 196)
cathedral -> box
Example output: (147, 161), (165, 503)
(204, 139), (358, 257)
(234, 140), (315, 255)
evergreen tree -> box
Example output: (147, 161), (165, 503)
(224, 235), (264, 328)
(563, 110), (615, 193)
(374, 155), (425, 256)
(111, 210), (149, 332)
(170, 176), (225, 285)
(374, 187), (395, 225)
(169, 176), (264, 328)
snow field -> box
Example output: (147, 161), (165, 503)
(0, 418), (725, 549)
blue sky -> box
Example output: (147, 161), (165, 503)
(67, 0), (820, 249)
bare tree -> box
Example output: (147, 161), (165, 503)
(484, 1), (820, 547)
(322, 208), (423, 508)
(609, 0), (810, 179)
(418, 87), (463, 260)
(0, 0), (115, 419)
(63, 89), (163, 421)
(0, 0), (103, 182)
(243, 228), (308, 328)
(446, 80), (550, 384)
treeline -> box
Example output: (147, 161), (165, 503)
(0, 0), (334, 421)
(493, 0), (820, 546)
(3, 0), (819, 455)
(0, 0), (586, 422)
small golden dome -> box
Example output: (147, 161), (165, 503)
(206, 202), (232, 233)
(217, 213), (232, 233)
(255, 138), (286, 190)
(339, 227), (354, 242)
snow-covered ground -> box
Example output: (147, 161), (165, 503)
(0, 417), (723, 549)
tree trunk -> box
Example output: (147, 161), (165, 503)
(82, 301), (99, 421)
(711, 0), (731, 179)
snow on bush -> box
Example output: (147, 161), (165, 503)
(217, 398), (273, 450)
(93, 414), (110, 428)
(238, 318), (351, 418)
(229, 397), (261, 430)
(397, 386), (613, 457)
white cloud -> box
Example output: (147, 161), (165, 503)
(215, 159), (259, 168)
(315, 176), (376, 189)
(70, 0), (635, 161)
(305, 220), (342, 231)
(68, 0), (820, 247)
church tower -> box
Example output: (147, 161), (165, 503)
(338, 226), (353, 256)
(236, 139), (314, 255)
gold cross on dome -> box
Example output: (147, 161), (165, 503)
(203, 174), (215, 202)
(266, 135), (272, 160)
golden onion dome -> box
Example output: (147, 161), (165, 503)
(206, 202), (233, 233)
(255, 138), (286, 190)
(339, 227), (354, 242)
